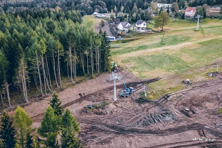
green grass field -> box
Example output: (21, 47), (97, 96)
(111, 19), (222, 99)
(112, 35), (190, 55)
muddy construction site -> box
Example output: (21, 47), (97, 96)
(17, 70), (222, 148)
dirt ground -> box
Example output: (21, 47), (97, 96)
(94, 18), (113, 36)
(11, 70), (222, 148)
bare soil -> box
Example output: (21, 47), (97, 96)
(10, 70), (222, 148)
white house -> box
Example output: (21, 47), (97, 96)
(136, 20), (147, 29)
(117, 22), (131, 32)
(185, 7), (196, 19)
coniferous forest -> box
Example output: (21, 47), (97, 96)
(1, 0), (222, 15)
(0, 9), (111, 108)
(0, 91), (82, 147)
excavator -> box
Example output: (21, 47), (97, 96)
(120, 79), (134, 97)
(111, 62), (134, 97)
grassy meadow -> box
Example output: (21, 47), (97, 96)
(111, 18), (222, 99)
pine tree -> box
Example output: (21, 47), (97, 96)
(50, 91), (63, 116)
(61, 130), (82, 148)
(0, 111), (16, 148)
(15, 143), (22, 148)
(32, 138), (40, 148)
(38, 106), (60, 138)
(0, 139), (4, 148)
(14, 106), (33, 148)
(61, 109), (81, 148)
(26, 132), (33, 148)
(45, 132), (57, 148)
(62, 109), (80, 133)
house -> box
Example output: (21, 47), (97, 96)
(117, 22), (131, 32)
(128, 25), (137, 31)
(185, 7), (196, 19)
(136, 20), (147, 29)
(157, 3), (172, 11)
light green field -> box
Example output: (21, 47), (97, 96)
(111, 19), (222, 99)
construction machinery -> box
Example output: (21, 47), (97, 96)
(120, 79), (134, 97)
(110, 62), (134, 97)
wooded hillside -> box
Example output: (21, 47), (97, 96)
(0, 9), (110, 108)
(1, 0), (222, 14)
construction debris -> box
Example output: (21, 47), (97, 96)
(208, 72), (219, 77)
(182, 79), (192, 85)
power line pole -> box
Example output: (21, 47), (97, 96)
(196, 15), (201, 30)
(110, 72), (121, 101)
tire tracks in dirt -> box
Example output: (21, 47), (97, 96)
(31, 77), (161, 122)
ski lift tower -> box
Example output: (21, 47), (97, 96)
(110, 72), (121, 101)
(196, 15), (201, 30)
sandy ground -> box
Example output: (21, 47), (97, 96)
(9, 69), (222, 147)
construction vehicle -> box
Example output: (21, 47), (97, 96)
(110, 62), (134, 97)
(120, 80), (134, 97)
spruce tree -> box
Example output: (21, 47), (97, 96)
(50, 91), (63, 116)
(45, 132), (57, 148)
(26, 132), (33, 148)
(0, 111), (16, 148)
(38, 106), (60, 138)
(61, 109), (81, 148)
(14, 106), (33, 148)
(61, 130), (82, 148)
(62, 109), (80, 133)
(0, 139), (4, 148)
(15, 143), (22, 148)
(32, 138), (40, 148)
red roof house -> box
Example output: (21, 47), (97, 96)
(185, 7), (196, 19)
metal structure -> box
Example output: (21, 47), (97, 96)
(196, 15), (201, 30)
(118, 36), (124, 44)
(110, 72), (121, 101)
(110, 63), (134, 99)
(144, 85), (147, 97)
